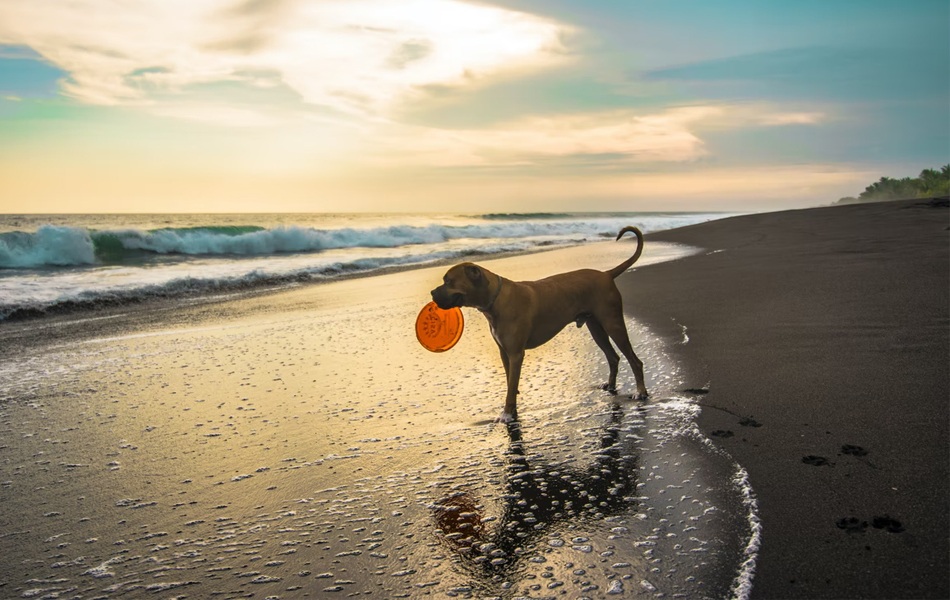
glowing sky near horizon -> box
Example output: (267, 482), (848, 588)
(0, 0), (947, 213)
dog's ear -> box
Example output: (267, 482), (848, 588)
(465, 264), (482, 284)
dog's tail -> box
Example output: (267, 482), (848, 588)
(608, 226), (644, 279)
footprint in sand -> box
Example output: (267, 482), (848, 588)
(836, 517), (868, 533)
(738, 417), (762, 427)
(710, 430), (734, 438)
(872, 516), (905, 533)
(802, 455), (830, 466)
(841, 444), (868, 457)
(683, 387), (709, 395)
(837, 515), (904, 534)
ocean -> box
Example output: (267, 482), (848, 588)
(0, 212), (731, 321)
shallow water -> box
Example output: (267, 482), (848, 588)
(0, 242), (756, 599)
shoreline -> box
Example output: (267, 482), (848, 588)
(617, 198), (949, 598)
(0, 244), (587, 359)
(0, 238), (697, 360)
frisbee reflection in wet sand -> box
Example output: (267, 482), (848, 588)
(415, 301), (464, 352)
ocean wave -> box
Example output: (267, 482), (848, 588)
(0, 212), (732, 321)
(0, 242), (530, 321)
(0, 226), (98, 268)
(0, 220), (642, 269)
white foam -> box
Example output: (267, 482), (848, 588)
(729, 463), (762, 600)
(683, 413), (762, 600)
(613, 320), (761, 600)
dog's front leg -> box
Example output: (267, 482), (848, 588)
(498, 349), (523, 423)
(498, 346), (510, 379)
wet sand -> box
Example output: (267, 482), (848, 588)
(0, 241), (758, 598)
(617, 199), (950, 599)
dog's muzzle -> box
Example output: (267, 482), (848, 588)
(431, 287), (463, 309)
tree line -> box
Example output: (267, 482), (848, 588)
(836, 165), (949, 204)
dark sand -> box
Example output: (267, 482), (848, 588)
(617, 198), (950, 599)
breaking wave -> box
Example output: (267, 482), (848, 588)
(0, 213), (732, 321)
(0, 249), (469, 321)
(0, 222), (577, 269)
(0, 217), (710, 269)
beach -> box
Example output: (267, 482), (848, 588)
(0, 200), (946, 599)
(1, 236), (754, 599)
(618, 198), (950, 599)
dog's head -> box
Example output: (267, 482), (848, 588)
(431, 262), (492, 310)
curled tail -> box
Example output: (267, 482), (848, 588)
(608, 226), (644, 279)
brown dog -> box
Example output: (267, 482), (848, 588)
(430, 226), (648, 423)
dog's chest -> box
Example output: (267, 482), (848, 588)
(488, 320), (503, 347)
(483, 313), (507, 348)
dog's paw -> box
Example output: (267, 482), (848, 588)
(634, 391), (650, 401)
(601, 384), (618, 395)
(496, 411), (516, 424)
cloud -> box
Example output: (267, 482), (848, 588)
(701, 103), (828, 129)
(148, 103), (286, 127)
(372, 106), (722, 166)
(387, 39), (434, 69)
(456, 106), (716, 163)
(364, 104), (827, 167)
(0, 0), (568, 116)
(755, 111), (825, 126)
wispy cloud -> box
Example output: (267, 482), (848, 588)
(698, 103), (829, 129)
(755, 111), (825, 126)
(365, 104), (826, 167)
(379, 106), (718, 166)
(0, 0), (568, 116)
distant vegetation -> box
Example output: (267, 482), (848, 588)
(836, 165), (950, 204)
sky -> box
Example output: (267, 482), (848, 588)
(0, 0), (947, 213)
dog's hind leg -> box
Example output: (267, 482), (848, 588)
(601, 316), (649, 400)
(585, 319), (620, 394)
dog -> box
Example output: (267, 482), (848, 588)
(430, 226), (648, 423)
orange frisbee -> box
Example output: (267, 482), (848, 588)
(416, 301), (464, 352)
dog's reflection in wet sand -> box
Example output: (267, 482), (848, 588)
(431, 403), (639, 576)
